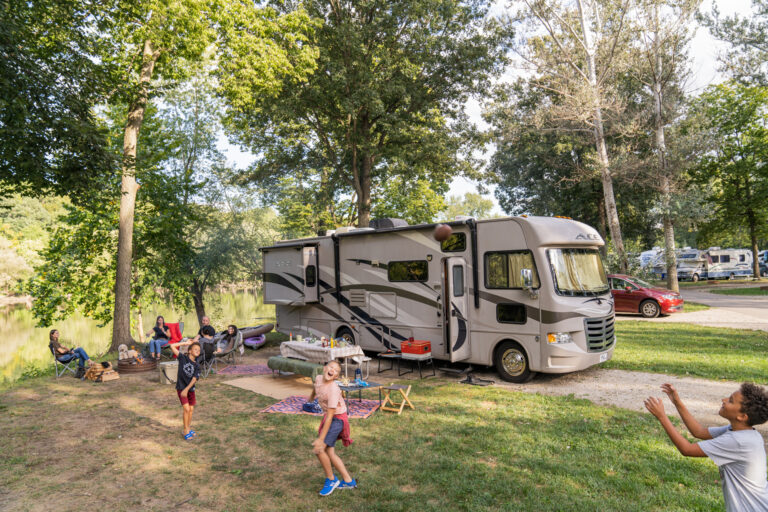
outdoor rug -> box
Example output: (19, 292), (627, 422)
(260, 395), (380, 419)
(223, 374), (314, 399)
(216, 364), (272, 376)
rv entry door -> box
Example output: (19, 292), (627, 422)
(444, 257), (471, 362)
(302, 246), (319, 302)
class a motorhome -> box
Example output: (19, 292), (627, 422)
(673, 247), (753, 282)
(261, 216), (615, 383)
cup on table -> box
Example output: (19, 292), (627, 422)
(296, 335), (303, 342)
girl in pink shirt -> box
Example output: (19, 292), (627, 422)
(308, 360), (357, 496)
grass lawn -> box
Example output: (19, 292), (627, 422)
(709, 287), (768, 296)
(0, 372), (723, 512)
(682, 301), (710, 312)
(609, 321), (768, 383)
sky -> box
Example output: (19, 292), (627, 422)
(219, 0), (755, 217)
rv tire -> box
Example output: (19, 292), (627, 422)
(692, 273), (699, 282)
(494, 341), (534, 383)
(336, 326), (356, 346)
(729, 273), (735, 280)
(640, 300), (660, 318)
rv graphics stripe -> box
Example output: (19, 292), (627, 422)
(263, 273), (303, 294)
(450, 301), (467, 352)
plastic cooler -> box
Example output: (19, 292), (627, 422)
(401, 338), (431, 355)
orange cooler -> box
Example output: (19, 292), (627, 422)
(401, 339), (431, 354)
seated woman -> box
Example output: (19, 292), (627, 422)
(215, 325), (239, 354)
(146, 315), (170, 360)
(49, 329), (93, 368)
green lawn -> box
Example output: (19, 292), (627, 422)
(709, 287), (768, 296)
(609, 321), (768, 383)
(682, 301), (710, 312)
(0, 374), (723, 511)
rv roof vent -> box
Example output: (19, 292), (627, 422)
(369, 218), (409, 230)
(454, 215), (474, 221)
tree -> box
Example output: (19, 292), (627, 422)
(700, 0), (768, 85)
(629, 0), (700, 291)
(219, 0), (512, 228)
(0, 0), (114, 199)
(689, 82), (768, 278)
(440, 193), (495, 221)
(511, 0), (633, 271)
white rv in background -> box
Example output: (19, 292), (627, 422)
(261, 216), (615, 383)
(673, 248), (753, 281)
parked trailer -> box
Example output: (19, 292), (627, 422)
(260, 216), (615, 383)
(674, 248), (753, 281)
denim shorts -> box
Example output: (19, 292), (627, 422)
(324, 417), (344, 447)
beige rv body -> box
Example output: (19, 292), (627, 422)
(261, 216), (615, 378)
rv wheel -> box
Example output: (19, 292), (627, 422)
(692, 273), (699, 282)
(336, 326), (356, 345)
(494, 341), (534, 383)
(729, 273), (735, 280)
(640, 300), (660, 318)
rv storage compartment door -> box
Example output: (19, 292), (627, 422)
(263, 247), (306, 305)
(445, 257), (471, 362)
(303, 247), (319, 302)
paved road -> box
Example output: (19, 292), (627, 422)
(616, 284), (768, 331)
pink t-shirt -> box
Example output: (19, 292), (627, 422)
(314, 375), (347, 415)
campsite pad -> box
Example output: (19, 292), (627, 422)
(261, 395), (380, 419)
(216, 364), (272, 376)
(222, 374), (313, 400)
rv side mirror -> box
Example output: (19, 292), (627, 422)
(521, 268), (533, 289)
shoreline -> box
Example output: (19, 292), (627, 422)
(0, 295), (32, 308)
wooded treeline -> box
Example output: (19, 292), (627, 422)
(1, 0), (766, 348)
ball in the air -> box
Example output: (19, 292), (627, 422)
(433, 223), (453, 242)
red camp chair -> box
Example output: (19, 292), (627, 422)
(161, 322), (184, 359)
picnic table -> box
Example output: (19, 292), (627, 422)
(279, 341), (365, 376)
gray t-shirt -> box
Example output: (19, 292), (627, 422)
(699, 425), (768, 512)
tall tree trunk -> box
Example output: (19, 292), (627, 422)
(111, 39), (160, 351)
(576, 0), (627, 273)
(747, 208), (760, 278)
(357, 155), (373, 228)
(192, 278), (207, 325)
(651, 10), (678, 291)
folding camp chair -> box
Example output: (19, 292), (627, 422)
(199, 339), (217, 378)
(50, 346), (78, 379)
(210, 331), (243, 373)
(160, 322), (184, 359)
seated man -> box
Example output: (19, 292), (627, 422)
(193, 316), (215, 343)
(49, 329), (93, 368)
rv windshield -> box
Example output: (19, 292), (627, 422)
(548, 249), (609, 296)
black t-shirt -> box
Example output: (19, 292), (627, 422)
(153, 326), (169, 340)
(176, 353), (200, 392)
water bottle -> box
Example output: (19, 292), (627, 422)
(355, 368), (362, 381)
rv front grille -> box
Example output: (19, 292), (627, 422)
(584, 315), (615, 352)
(349, 289), (367, 307)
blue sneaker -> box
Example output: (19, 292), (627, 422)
(338, 479), (357, 489)
(319, 477), (340, 496)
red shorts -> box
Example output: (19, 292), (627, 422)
(177, 389), (196, 406)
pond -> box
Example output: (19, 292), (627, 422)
(0, 292), (274, 384)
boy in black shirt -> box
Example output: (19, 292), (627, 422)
(170, 340), (201, 440)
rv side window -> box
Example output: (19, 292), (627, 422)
(721, 255), (730, 263)
(452, 266), (464, 297)
(388, 260), (429, 282)
(740, 254), (746, 262)
(711, 255), (719, 263)
(484, 251), (540, 289)
(305, 265), (317, 287)
(441, 233), (466, 252)
(497, 303), (526, 324)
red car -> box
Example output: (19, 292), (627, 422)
(608, 274), (684, 318)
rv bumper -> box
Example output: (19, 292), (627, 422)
(544, 343), (614, 373)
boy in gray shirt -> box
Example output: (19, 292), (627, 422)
(645, 382), (768, 511)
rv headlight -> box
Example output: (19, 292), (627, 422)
(547, 332), (574, 344)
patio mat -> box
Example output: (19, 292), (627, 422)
(261, 395), (380, 419)
(222, 374), (313, 400)
(216, 364), (272, 376)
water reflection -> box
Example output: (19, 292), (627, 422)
(0, 292), (274, 383)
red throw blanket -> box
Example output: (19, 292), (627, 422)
(318, 413), (353, 447)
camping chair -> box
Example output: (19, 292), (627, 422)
(199, 339), (217, 378)
(211, 331), (243, 373)
(50, 345), (78, 379)
(160, 322), (184, 359)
